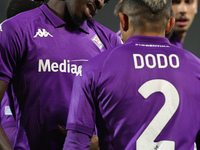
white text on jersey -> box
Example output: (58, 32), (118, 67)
(34, 29), (53, 38)
(38, 59), (87, 75)
(133, 54), (180, 69)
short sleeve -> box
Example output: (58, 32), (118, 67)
(0, 19), (24, 82)
(66, 65), (97, 136)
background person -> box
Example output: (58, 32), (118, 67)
(114, 0), (199, 52)
(168, 0), (198, 48)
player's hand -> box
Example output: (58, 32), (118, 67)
(57, 125), (67, 137)
(89, 135), (99, 150)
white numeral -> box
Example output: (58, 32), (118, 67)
(136, 79), (179, 150)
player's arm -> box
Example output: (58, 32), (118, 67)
(0, 124), (13, 150)
(0, 80), (13, 149)
(64, 131), (99, 149)
(63, 130), (91, 149)
(0, 80), (8, 101)
(0, 19), (20, 149)
(63, 62), (98, 149)
(57, 125), (99, 150)
(89, 135), (99, 150)
(196, 131), (200, 150)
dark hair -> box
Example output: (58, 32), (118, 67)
(121, 0), (172, 32)
(6, 0), (45, 19)
(114, 0), (123, 16)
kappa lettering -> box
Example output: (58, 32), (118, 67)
(133, 54), (180, 69)
(34, 29), (53, 38)
(38, 59), (86, 75)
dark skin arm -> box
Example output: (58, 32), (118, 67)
(0, 80), (13, 150)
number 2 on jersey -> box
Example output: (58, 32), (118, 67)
(136, 79), (180, 150)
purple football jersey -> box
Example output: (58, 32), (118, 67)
(0, 3), (122, 150)
(117, 29), (183, 49)
(66, 35), (200, 150)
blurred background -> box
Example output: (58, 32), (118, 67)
(0, 0), (200, 57)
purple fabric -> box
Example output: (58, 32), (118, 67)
(1, 90), (18, 146)
(4, 126), (18, 146)
(0, 3), (122, 150)
(0, 82), (19, 146)
(117, 30), (183, 48)
(116, 29), (121, 37)
(14, 126), (30, 150)
(66, 35), (200, 150)
(63, 130), (90, 149)
(1, 93), (16, 129)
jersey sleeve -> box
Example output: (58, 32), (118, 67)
(0, 19), (24, 82)
(66, 65), (97, 136)
(63, 130), (91, 149)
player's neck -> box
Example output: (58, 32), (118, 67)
(47, 1), (66, 20)
(123, 31), (165, 43)
(174, 31), (187, 42)
(47, 1), (80, 30)
(133, 31), (165, 38)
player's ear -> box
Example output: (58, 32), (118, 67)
(119, 12), (129, 32)
(165, 17), (175, 34)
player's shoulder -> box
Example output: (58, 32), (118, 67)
(171, 44), (199, 59)
(0, 7), (43, 34)
(83, 44), (123, 71)
(170, 44), (200, 67)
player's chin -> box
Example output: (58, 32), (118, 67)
(71, 14), (87, 26)
(174, 26), (188, 33)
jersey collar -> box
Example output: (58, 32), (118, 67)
(40, 3), (65, 28)
(126, 35), (171, 45)
(40, 3), (89, 33)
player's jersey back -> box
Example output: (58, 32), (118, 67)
(79, 35), (200, 150)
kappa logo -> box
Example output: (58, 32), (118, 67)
(34, 29), (53, 38)
(91, 35), (104, 50)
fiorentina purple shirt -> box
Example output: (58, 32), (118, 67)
(66, 35), (200, 150)
(0, 3), (122, 150)
(117, 29), (183, 48)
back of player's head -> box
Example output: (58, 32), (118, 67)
(114, 0), (123, 16)
(121, 0), (173, 32)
